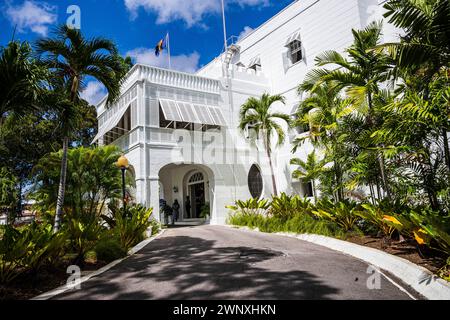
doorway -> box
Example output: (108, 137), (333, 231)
(187, 172), (205, 219)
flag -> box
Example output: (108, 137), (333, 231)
(155, 38), (165, 57)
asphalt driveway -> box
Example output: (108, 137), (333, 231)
(54, 225), (422, 300)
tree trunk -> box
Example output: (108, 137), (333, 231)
(378, 151), (391, 201)
(53, 136), (69, 233)
(442, 128), (450, 172)
(312, 179), (317, 203)
(263, 134), (278, 196)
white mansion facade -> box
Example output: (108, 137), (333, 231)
(93, 0), (400, 224)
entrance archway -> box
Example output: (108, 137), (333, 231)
(157, 163), (214, 224)
(186, 172), (206, 219)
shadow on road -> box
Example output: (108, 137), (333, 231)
(56, 234), (340, 300)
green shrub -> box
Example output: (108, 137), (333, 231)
(312, 200), (360, 232)
(94, 236), (127, 262)
(64, 218), (103, 265)
(226, 198), (270, 216)
(227, 212), (345, 238)
(270, 193), (312, 219)
(0, 223), (65, 284)
(114, 205), (153, 250)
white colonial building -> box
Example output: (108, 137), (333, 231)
(93, 0), (400, 224)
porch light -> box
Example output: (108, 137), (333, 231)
(117, 154), (129, 212)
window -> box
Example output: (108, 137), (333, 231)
(248, 56), (261, 71)
(288, 40), (303, 64)
(248, 165), (263, 199)
(303, 181), (314, 198)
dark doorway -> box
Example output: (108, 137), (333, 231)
(189, 182), (205, 218)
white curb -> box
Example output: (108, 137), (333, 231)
(31, 229), (166, 300)
(228, 225), (450, 300)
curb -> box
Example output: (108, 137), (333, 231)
(31, 229), (166, 300)
(227, 225), (450, 300)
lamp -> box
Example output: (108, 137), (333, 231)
(116, 154), (129, 212)
(173, 186), (179, 193)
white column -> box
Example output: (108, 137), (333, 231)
(148, 177), (161, 222)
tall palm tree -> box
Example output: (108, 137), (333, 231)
(300, 21), (393, 200)
(291, 151), (326, 202)
(382, 0), (450, 78)
(36, 25), (125, 232)
(239, 93), (291, 196)
(382, 0), (450, 171)
(294, 82), (350, 201)
(0, 41), (45, 122)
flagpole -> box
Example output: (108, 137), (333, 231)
(167, 32), (172, 70)
(221, 0), (228, 52)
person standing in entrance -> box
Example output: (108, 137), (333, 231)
(185, 196), (191, 219)
(172, 200), (180, 225)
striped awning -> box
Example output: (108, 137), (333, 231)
(160, 99), (227, 127)
(92, 103), (130, 143)
(285, 30), (301, 46)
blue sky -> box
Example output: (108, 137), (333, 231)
(0, 0), (293, 104)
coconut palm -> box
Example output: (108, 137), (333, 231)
(291, 151), (326, 202)
(0, 41), (45, 122)
(36, 25), (126, 232)
(300, 21), (393, 200)
(239, 93), (291, 196)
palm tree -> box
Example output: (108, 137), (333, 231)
(300, 21), (393, 200)
(291, 151), (326, 202)
(36, 25), (125, 232)
(0, 41), (45, 123)
(382, 0), (450, 171)
(294, 82), (351, 202)
(239, 93), (291, 196)
(382, 0), (450, 78)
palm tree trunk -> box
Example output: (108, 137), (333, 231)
(312, 179), (317, 203)
(263, 135), (278, 196)
(53, 136), (69, 233)
(442, 128), (450, 172)
(378, 151), (391, 201)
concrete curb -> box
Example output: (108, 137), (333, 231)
(227, 225), (450, 300)
(31, 229), (166, 300)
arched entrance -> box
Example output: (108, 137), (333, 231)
(186, 172), (206, 219)
(157, 163), (214, 224)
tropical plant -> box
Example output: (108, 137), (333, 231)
(270, 193), (312, 219)
(355, 203), (397, 238)
(65, 217), (103, 265)
(300, 21), (394, 200)
(294, 82), (351, 201)
(94, 235), (127, 262)
(33, 145), (127, 224)
(312, 200), (361, 232)
(239, 93), (291, 195)
(36, 25), (126, 232)
(226, 198), (270, 216)
(113, 204), (153, 251)
(291, 151), (326, 202)
(0, 41), (45, 121)
(200, 202), (210, 219)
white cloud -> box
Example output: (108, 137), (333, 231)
(80, 81), (106, 106)
(126, 48), (201, 73)
(124, 0), (269, 26)
(238, 26), (254, 40)
(6, 1), (57, 36)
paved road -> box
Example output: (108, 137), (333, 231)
(55, 225), (422, 300)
